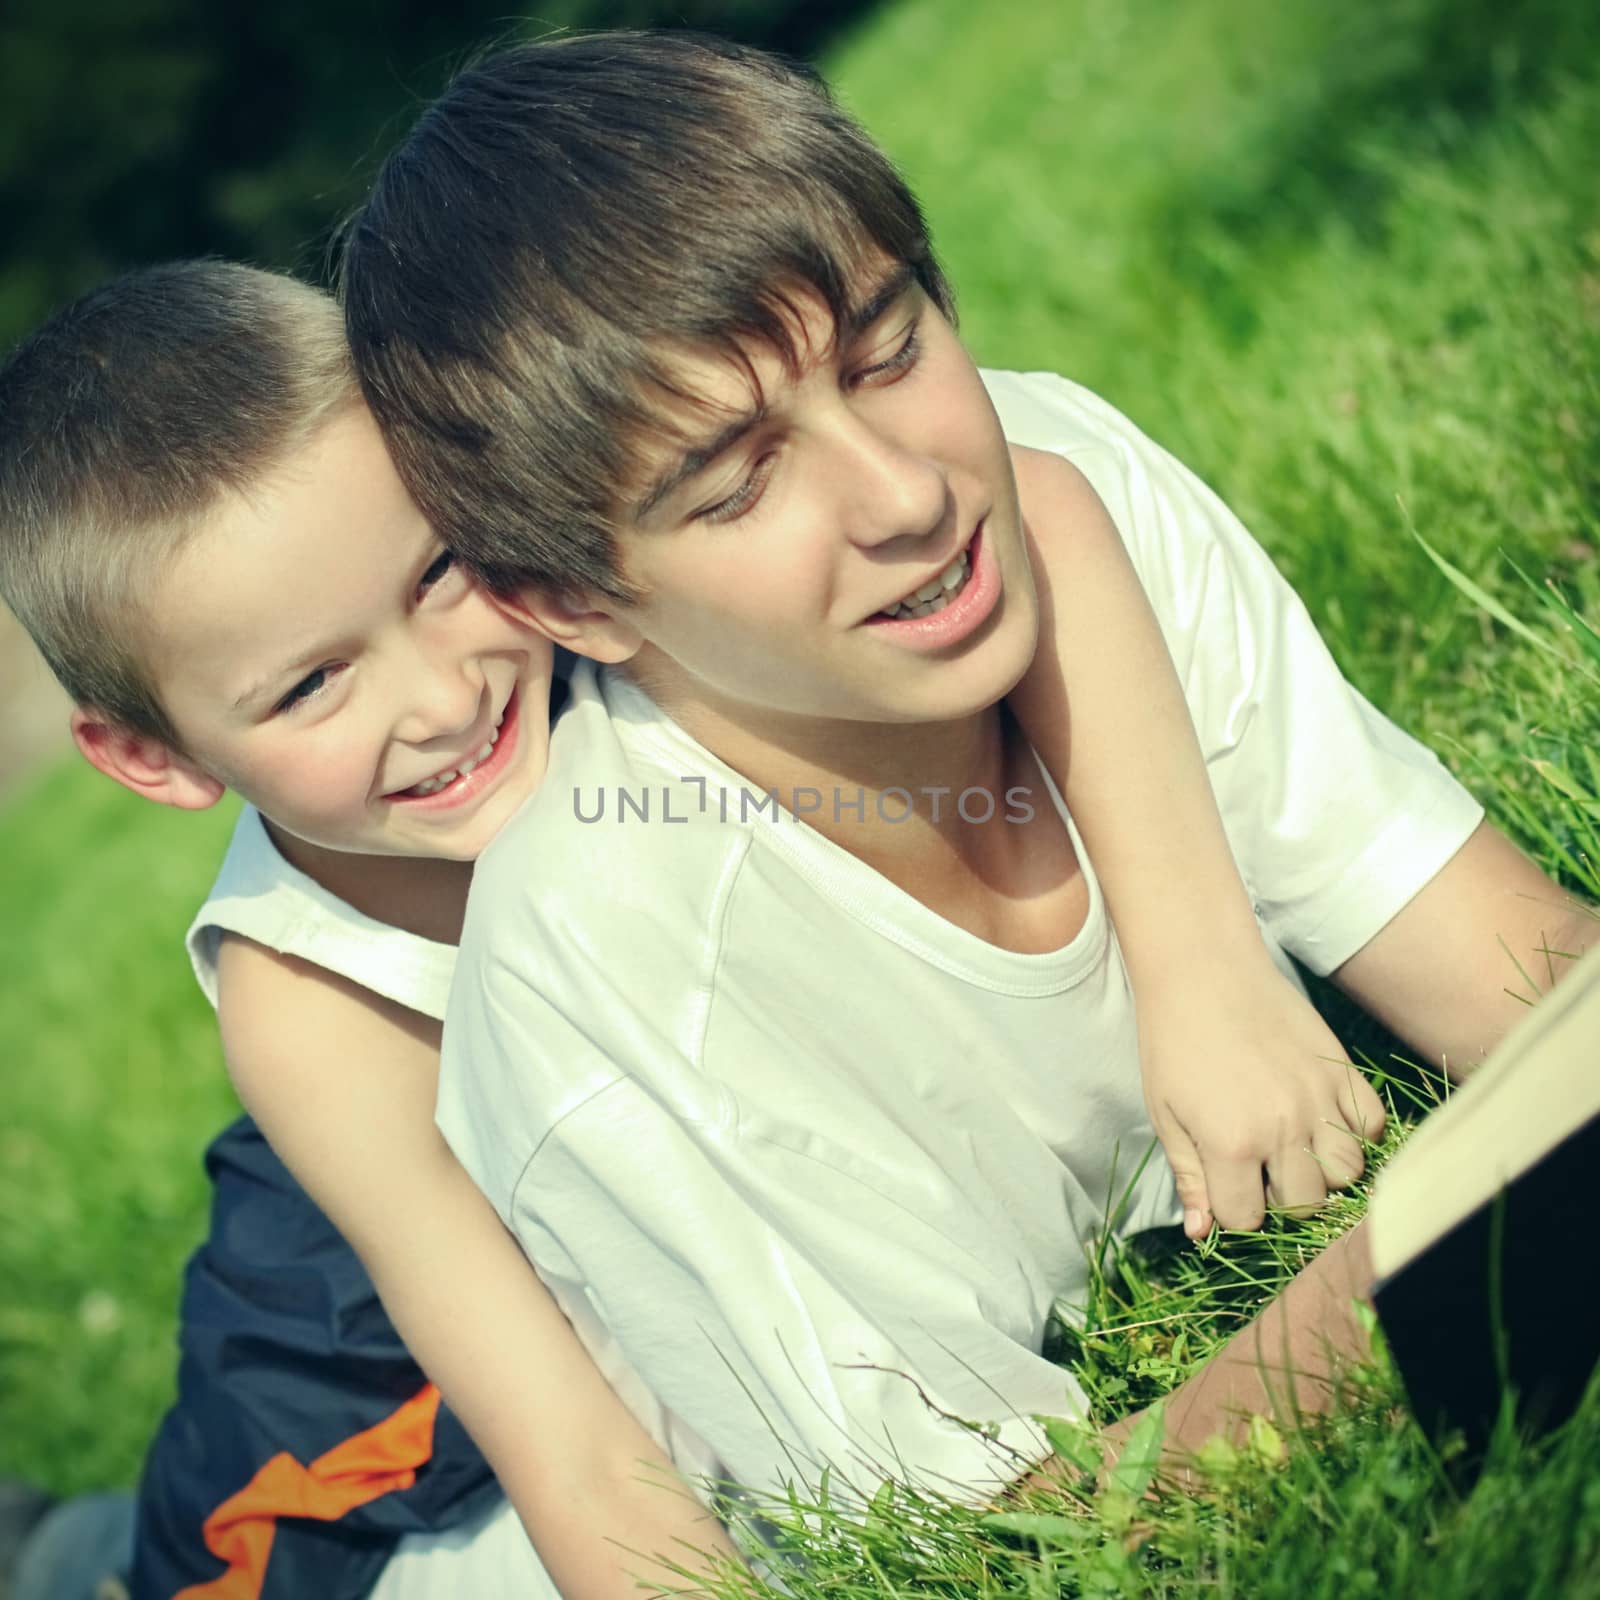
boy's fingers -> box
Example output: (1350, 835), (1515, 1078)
(1264, 1145), (1328, 1217)
(1156, 1116), (1213, 1238)
(1204, 1154), (1268, 1232)
(1310, 1119), (1365, 1189)
(1340, 1073), (1387, 1141)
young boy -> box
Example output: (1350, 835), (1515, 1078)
(0, 262), (740, 1600)
(0, 259), (1384, 1588)
(343, 31), (1591, 1502)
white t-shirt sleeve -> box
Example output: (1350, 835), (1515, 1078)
(991, 371), (1486, 975)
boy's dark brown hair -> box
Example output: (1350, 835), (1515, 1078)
(342, 29), (952, 604)
(0, 261), (356, 746)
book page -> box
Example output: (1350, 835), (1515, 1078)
(1368, 936), (1600, 1282)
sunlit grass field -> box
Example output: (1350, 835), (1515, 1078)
(2, 0), (1597, 1590)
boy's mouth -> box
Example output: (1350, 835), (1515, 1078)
(393, 696), (514, 800)
(870, 537), (975, 622)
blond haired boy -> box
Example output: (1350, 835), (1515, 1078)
(0, 260), (736, 1600)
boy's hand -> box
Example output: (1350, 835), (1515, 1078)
(1138, 963), (1386, 1237)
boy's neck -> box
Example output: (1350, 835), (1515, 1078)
(264, 820), (474, 946)
(640, 681), (1085, 954)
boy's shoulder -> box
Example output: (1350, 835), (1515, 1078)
(983, 368), (1285, 671)
(982, 369), (1201, 584)
(189, 804), (457, 1023)
(983, 371), (1201, 616)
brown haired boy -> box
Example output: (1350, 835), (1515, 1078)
(344, 31), (1590, 1502)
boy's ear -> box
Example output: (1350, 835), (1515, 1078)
(70, 708), (226, 811)
(494, 587), (644, 666)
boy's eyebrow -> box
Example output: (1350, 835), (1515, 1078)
(841, 261), (916, 344)
(632, 263), (918, 521)
(634, 407), (768, 522)
(230, 647), (332, 711)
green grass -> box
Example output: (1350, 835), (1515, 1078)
(688, 1094), (1600, 1599)
(671, 1057), (1600, 1597)
(694, 1180), (1600, 1600)
(2, 0), (1598, 1587)
(0, 766), (239, 1487)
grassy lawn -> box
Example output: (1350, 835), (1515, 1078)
(0, 767), (240, 1489)
(3, 0), (1598, 1589)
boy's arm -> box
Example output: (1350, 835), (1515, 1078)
(216, 935), (740, 1599)
(1011, 1221), (1380, 1502)
(1154, 862), (1594, 1452)
(1330, 818), (1596, 1071)
(1042, 844), (1593, 1490)
(1006, 446), (1384, 1235)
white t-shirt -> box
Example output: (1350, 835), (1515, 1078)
(437, 371), (1485, 1506)
(188, 809), (550, 1600)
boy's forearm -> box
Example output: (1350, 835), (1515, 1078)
(1008, 453), (1267, 986)
(531, 1456), (743, 1600)
(1017, 1223), (1375, 1501)
(1333, 822), (1596, 1075)
(1125, 1222), (1374, 1476)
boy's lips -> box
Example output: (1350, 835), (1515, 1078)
(387, 689), (521, 810)
(862, 523), (999, 649)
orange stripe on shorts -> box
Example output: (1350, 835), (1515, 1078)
(173, 1382), (442, 1600)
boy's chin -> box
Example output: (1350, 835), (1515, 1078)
(264, 818), (483, 878)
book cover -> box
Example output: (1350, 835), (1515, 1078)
(1368, 937), (1600, 1454)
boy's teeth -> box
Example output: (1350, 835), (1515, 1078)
(879, 549), (970, 620)
(406, 726), (502, 796)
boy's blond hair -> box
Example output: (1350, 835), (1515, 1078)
(0, 261), (357, 747)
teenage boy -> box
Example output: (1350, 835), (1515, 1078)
(344, 32), (1591, 1502)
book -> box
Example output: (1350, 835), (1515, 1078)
(1367, 936), (1600, 1455)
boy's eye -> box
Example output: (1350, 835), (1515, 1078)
(418, 550), (457, 595)
(274, 666), (335, 714)
(852, 320), (922, 388)
(699, 454), (776, 525)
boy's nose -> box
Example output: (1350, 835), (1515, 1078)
(833, 421), (949, 550)
(394, 661), (486, 748)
